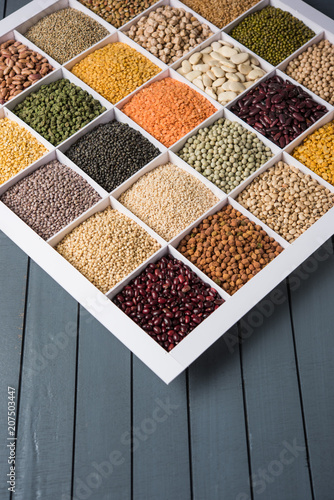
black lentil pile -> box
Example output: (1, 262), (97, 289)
(230, 6), (315, 66)
(13, 79), (106, 146)
(0, 160), (101, 240)
(65, 121), (161, 192)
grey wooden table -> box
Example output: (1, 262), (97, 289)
(1, 1), (334, 499)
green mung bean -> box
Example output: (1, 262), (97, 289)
(230, 6), (315, 66)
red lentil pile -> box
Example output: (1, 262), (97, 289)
(121, 77), (217, 147)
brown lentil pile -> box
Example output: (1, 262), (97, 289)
(118, 162), (219, 241)
(0, 160), (102, 240)
(78, 0), (159, 28)
(71, 42), (161, 104)
(285, 39), (334, 106)
(0, 39), (54, 104)
(124, 5), (213, 64)
(292, 120), (334, 186)
(24, 8), (109, 64)
(236, 162), (334, 242)
(177, 204), (284, 294)
(0, 118), (48, 186)
(180, 0), (261, 29)
(56, 206), (161, 293)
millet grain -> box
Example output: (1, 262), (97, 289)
(56, 207), (161, 293)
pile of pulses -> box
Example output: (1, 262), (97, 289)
(56, 207), (160, 294)
(78, 0), (159, 28)
(230, 6), (315, 66)
(180, 0), (260, 29)
(71, 42), (161, 104)
(118, 162), (219, 241)
(0, 118), (47, 185)
(66, 121), (160, 192)
(177, 118), (273, 193)
(285, 39), (334, 106)
(0, 39), (54, 104)
(122, 77), (216, 147)
(230, 75), (328, 148)
(113, 255), (224, 352)
(24, 8), (109, 64)
(236, 162), (334, 242)
(177, 39), (266, 104)
(292, 120), (334, 186)
(13, 79), (106, 146)
(177, 205), (284, 295)
(0, 161), (101, 241)
(124, 5), (213, 64)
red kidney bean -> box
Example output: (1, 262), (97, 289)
(113, 254), (224, 352)
(230, 76), (327, 147)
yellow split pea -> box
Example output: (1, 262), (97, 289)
(292, 120), (334, 186)
(71, 42), (161, 104)
(0, 118), (48, 186)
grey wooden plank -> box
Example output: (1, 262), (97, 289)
(5, 0), (29, 16)
(0, 232), (28, 500)
(188, 325), (252, 500)
(133, 359), (191, 500)
(13, 261), (77, 500)
(241, 282), (312, 500)
(304, 0), (334, 20)
(72, 307), (131, 500)
(288, 239), (334, 500)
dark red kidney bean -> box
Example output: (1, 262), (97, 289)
(113, 254), (224, 352)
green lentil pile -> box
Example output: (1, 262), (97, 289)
(13, 79), (106, 146)
(24, 8), (109, 64)
(177, 118), (273, 193)
(78, 0), (159, 28)
(230, 6), (315, 66)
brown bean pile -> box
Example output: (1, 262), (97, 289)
(177, 204), (284, 295)
(78, 0), (159, 28)
(56, 206), (161, 293)
(0, 39), (54, 104)
(236, 161), (334, 242)
(124, 5), (213, 64)
(285, 39), (334, 106)
(0, 160), (101, 240)
(180, 0), (261, 29)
